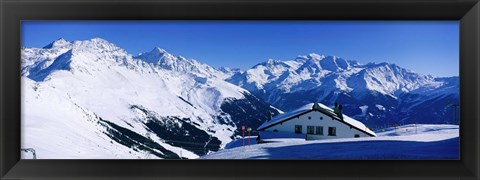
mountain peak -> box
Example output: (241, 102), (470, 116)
(253, 58), (289, 69)
(56, 37), (67, 42)
(138, 47), (170, 58)
(82, 37), (119, 47)
(365, 62), (401, 70)
(91, 37), (106, 41)
(266, 59), (281, 65)
(134, 47), (176, 65)
(134, 47), (214, 75)
(43, 38), (71, 49)
(307, 53), (325, 60)
(64, 38), (124, 54)
(151, 47), (169, 54)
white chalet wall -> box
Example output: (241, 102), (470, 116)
(263, 111), (372, 140)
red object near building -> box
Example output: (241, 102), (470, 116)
(242, 125), (245, 146)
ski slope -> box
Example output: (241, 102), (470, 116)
(200, 124), (459, 159)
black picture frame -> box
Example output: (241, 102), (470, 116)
(1, 0), (479, 179)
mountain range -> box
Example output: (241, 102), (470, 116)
(226, 53), (459, 127)
(21, 38), (458, 159)
(21, 38), (279, 159)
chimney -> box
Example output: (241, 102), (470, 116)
(338, 104), (344, 120)
(333, 102), (339, 114)
(333, 102), (344, 120)
(312, 102), (321, 110)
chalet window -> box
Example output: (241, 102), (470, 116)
(320, 117), (323, 120)
(308, 116), (311, 120)
(307, 126), (315, 134)
(316, 126), (323, 135)
(328, 127), (336, 136)
(273, 129), (278, 132)
(295, 125), (302, 134)
(354, 134), (360, 138)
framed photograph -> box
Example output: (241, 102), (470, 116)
(1, 0), (479, 179)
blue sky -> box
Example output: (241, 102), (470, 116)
(21, 21), (459, 77)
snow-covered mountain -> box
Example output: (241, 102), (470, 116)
(217, 67), (243, 79)
(133, 47), (224, 78)
(21, 38), (280, 159)
(226, 54), (459, 128)
(21, 37), (458, 159)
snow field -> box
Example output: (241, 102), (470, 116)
(201, 124), (459, 159)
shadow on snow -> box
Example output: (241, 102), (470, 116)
(247, 137), (459, 159)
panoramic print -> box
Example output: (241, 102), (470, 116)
(21, 21), (459, 159)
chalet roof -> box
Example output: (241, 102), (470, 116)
(257, 103), (376, 137)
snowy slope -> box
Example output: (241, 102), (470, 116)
(201, 124), (459, 159)
(21, 37), (458, 159)
(21, 38), (280, 159)
(226, 54), (459, 127)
